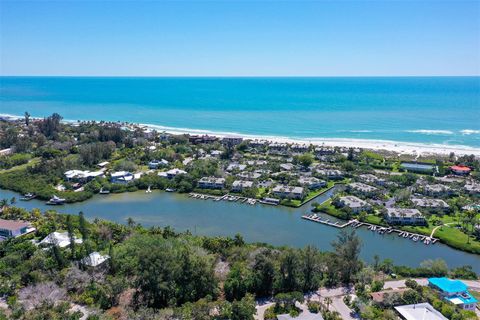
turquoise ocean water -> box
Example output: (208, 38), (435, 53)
(1, 76), (479, 148)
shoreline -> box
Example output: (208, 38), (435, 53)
(2, 112), (480, 157)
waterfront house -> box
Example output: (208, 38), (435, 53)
(81, 252), (110, 268)
(428, 277), (477, 311)
(298, 176), (326, 190)
(290, 143), (310, 154)
(222, 135), (243, 146)
(394, 303), (447, 320)
(337, 196), (371, 213)
(424, 184), (452, 197)
(411, 197), (450, 212)
(384, 208), (425, 225)
(110, 171), (134, 184)
(188, 134), (218, 144)
(198, 177), (226, 189)
(400, 162), (437, 174)
(65, 170), (105, 182)
(450, 165), (471, 176)
(148, 159), (168, 169)
(232, 180), (254, 192)
(269, 142), (289, 153)
(0, 219), (33, 239)
(348, 182), (378, 196)
(272, 185), (304, 199)
(39, 231), (83, 248)
(166, 168), (187, 179)
(257, 179), (274, 188)
(314, 147), (335, 157)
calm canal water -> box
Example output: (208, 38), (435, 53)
(1, 188), (479, 272)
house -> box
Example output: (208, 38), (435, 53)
(222, 135), (243, 146)
(394, 303), (447, 320)
(0, 148), (13, 156)
(450, 165), (471, 176)
(280, 163), (294, 171)
(39, 231), (83, 248)
(464, 182), (480, 194)
(160, 168), (187, 179)
(232, 180), (254, 192)
(188, 135), (218, 144)
(81, 252), (110, 268)
(148, 159), (168, 169)
(337, 196), (371, 213)
(400, 162), (437, 174)
(198, 177), (225, 189)
(0, 219), (33, 239)
(314, 147), (335, 156)
(110, 171), (134, 184)
(257, 179), (274, 188)
(210, 150), (223, 157)
(298, 177), (326, 190)
(269, 142), (289, 154)
(411, 198), (450, 212)
(316, 169), (343, 179)
(277, 313), (324, 320)
(65, 170), (105, 182)
(226, 163), (247, 172)
(424, 184), (452, 197)
(428, 277), (477, 311)
(348, 182), (378, 195)
(97, 161), (110, 168)
(272, 186), (304, 199)
(384, 208), (425, 225)
(290, 144), (309, 153)
(358, 174), (386, 186)
(237, 171), (262, 180)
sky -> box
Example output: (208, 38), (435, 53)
(0, 0), (479, 76)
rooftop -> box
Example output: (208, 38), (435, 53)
(0, 219), (30, 231)
(394, 303), (447, 320)
(428, 277), (467, 293)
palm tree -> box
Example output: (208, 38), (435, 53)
(24, 111), (31, 126)
(324, 297), (332, 313)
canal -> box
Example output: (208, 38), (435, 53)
(1, 188), (479, 272)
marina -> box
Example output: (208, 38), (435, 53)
(302, 213), (439, 245)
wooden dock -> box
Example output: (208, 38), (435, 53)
(302, 214), (438, 245)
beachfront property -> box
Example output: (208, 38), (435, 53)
(81, 251), (110, 268)
(384, 208), (425, 225)
(450, 165), (472, 176)
(148, 159), (169, 169)
(428, 277), (478, 311)
(394, 303), (447, 320)
(198, 177), (226, 189)
(400, 162), (437, 174)
(424, 184), (452, 197)
(65, 169), (105, 182)
(226, 163), (247, 172)
(0, 219), (33, 239)
(290, 143), (310, 154)
(347, 182), (378, 196)
(272, 185), (304, 199)
(232, 180), (254, 192)
(222, 135), (243, 146)
(358, 173), (386, 186)
(411, 197), (450, 212)
(298, 176), (326, 189)
(110, 171), (134, 184)
(337, 196), (371, 213)
(39, 231), (83, 248)
(188, 134), (218, 144)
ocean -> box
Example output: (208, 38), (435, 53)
(1, 76), (479, 148)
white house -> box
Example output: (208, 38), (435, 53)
(272, 186), (304, 199)
(337, 196), (371, 213)
(81, 251), (110, 268)
(394, 303), (447, 320)
(298, 177), (326, 190)
(198, 177), (225, 189)
(110, 171), (134, 184)
(39, 231), (83, 248)
(232, 180), (254, 192)
(384, 208), (425, 225)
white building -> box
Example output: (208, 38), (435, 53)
(394, 303), (447, 320)
(337, 196), (371, 213)
(0, 219), (33, 239)
(272, 186), (304, 199)
(385, 208), (425, 225)
(298, 177), (326, 190)
(232, 180), (254, 192)
(110, 171), (134, 184)
(198, 177), (225, 189)
(81, 251), (110, 268)
(348, 182), (378, 195)
(39, 231), (83, 248)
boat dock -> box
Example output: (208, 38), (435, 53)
(302, 214), (438, 245)
(188, 193), (260, 205)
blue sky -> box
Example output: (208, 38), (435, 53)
(0, 0), (479, 76)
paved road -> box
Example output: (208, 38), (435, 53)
(330, 296), (358, 320)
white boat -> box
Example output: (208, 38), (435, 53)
(146, 186), (152, 193)
(99, 188), (110, 194)
(166, 188), (175, 192)
(46, 195), (66, 205)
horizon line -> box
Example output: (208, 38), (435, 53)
(1, 74), (479, 78)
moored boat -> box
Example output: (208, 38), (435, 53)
(46, 195), (66, 205)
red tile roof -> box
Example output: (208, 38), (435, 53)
(0, 219), (30, 231)
(450, 165), (471, 172)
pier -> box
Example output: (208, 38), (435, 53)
(188, 193), (261, 205)
(302, 214), (439, 245)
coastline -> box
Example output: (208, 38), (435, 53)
(2, 112), (480, 157)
